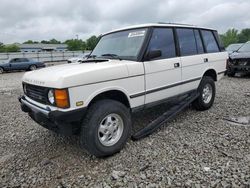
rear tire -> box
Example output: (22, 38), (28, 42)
(193, 76), (215, 111)
(0, 67), (3, 74)
(80, 99), (131, 157)
(29, 65), (37, 71)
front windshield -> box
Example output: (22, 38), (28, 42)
(91, 28), (148, 60)
(226, 44), (243, 51)
(238, 42), (250, 52)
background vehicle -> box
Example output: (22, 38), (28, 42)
(67, 52), (90, 63)
(19, 23), (228, 157)
(227, 41), (250, 77)
(226, 43), (243, 54)
(0, 58), (45, 74)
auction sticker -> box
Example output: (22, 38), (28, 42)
(128, 30), (145, 38)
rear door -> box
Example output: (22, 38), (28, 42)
(143, 27), (182, 104)
(176, 28), (206, 93)
(200, 30), (226, 76)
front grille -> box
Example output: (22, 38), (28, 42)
(235, 59), (250, 66)
(24, 83), (48, 104)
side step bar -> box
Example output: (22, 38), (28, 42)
(132, 92), (199, 141)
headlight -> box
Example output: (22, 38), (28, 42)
(48, 89), (55, 104)
(48, 89), (69, 108)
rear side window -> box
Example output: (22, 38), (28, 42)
(147, 28), (176, 60)
(213, 31), (224, 51)
(201, 30), (220, 53)
(194, 30), (204, 54)
(176, 28), (197, 56)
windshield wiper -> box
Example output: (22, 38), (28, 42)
(87, 55), (97, 59)
(101, 53), (122, 60)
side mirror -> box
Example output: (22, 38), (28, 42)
(145, 50), (162, 61)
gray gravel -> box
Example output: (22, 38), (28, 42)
(0, 71), (250, 187)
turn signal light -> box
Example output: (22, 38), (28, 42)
(54, 89), (69, 108)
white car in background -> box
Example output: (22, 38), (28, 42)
(67, 52), (90, 63)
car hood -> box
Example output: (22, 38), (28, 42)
(22, 59), (130, 88)
(230, 51), (250, 60)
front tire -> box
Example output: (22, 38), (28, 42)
(227, 71), (235, 77)
(193, 76), (215, 111)
(80, 100), (131, 157)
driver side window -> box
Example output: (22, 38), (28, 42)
(146, 28), (176, 60)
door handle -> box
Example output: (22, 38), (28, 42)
(204, 58), (208, 62)
(174, 63), (180, 68)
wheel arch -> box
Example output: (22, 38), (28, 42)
(202, 69), (217, 81)
(86, 88), (131, 109)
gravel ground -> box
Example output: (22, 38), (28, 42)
(0, 71), (250, 187)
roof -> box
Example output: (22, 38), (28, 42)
(18, 43), (67, 49)
(103, 23), (215, 36)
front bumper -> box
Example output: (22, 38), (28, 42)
(228, 64), (250, 73)
(19, 96), (86, 135)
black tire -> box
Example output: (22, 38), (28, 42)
(80, 99), (132, 157)
(227, 71), (235, 77)
(0, 67), (3, 74)
(227, 66), (235, 77)
(29, 65), (37, 71)
(192, 76), (215, 111)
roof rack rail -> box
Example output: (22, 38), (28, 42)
(157, 22), (195, 26)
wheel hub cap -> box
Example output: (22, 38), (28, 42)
(202, 84), (213, 104)
(98, 113), (124, 146)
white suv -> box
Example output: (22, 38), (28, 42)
(19, 23), (228, 157)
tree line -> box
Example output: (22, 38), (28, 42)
(220, 28), (250, 47)
(1, 28), (250, 53)
(0, 35), (100, 53)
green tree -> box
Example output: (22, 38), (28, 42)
(23, 40), (39, 44)
(23, 40), (35, 44)
(65, 39), (86, 51)
(220, 28), (239, 47)
(41, 40), (49, 44)
(238, 29), (250, 43)
(5, 44), (20, 52)
(49, 38), (61, 44)
(86, 35), (100, 50)
(0, 42), (4, 52)
(0, 43), (20, 52)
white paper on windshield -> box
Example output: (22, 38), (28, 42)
(128, 30), (145, 38)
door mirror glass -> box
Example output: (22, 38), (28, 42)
(146, 50), (162, 60)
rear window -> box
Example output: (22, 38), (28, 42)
(194, 30), (204, 54)
(201, 30), (220, 53)
(176, 28), (197, 56)
(213, 31), (224, 51)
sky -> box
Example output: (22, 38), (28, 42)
(0, 0), (249, 44)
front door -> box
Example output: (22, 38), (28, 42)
(143, 27), (182, 104)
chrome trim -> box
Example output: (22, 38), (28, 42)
(21, 98), (50, 117)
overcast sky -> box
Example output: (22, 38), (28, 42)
(0, 0), (249, 44)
